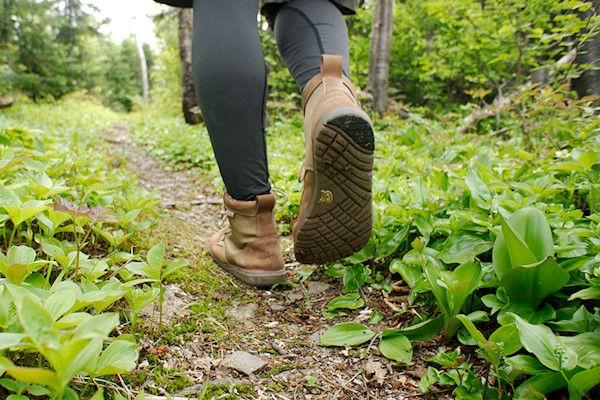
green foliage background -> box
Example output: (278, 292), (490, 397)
(0, 0), (599, 399)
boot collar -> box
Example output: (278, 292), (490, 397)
(223, 192), (276, 217)
(301, 54), (357, 113)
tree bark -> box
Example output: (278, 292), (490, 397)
(367, 0), (394, 116)
(573, 0), (600, 105)
(178, 8), (202, 125)
(135, 33), (149, 101)
(0, 95), (14, 109)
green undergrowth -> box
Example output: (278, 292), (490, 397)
(128, 85), (599, 399)
(0, 97), (236, 399)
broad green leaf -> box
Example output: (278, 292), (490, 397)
(493, 207), (554, 279)
(488, 324), (522, 356)
(326, 293), (364, 310)
(0, 333), (23, 350)
(164, 259), (187, 277)
(0, 186), (20, 207)
(456, 314), (486, 343)
(0, 377), (22, 392)
(320, 323), (375, 347)
(4, 366), (59, 393)
(77, 282), (124, 312)
(496, 216), (537, 275)
(12, 289), (59, 352)
(503, 354), (547, 382)
(389, 259), (421, 288)
(73, 313), (119, 340)
(40, 238), (70, 268)
(500, 256), (569, 308)
(0, 285), (11, 328)
(54, 312), (93, 330)
(568, 286), (600, 301)
(94, 339), (139, 376)
(3, 200), (50, 226)
(89, 389), (104, 400)
(147, 243), (165, 269)
(397, 316), (444, 341)
(561, 332), (600, 369)
(423, 261), (449, 317)
(447, 261), (481, 312)
(7, 246), (36, 265)
(44, 288), (78, 321)
(438, 232), (493, 265)
(568, 367), (600, 400)
(61, 338), (103, 384)
(342, 263), (369, 292)
(465, 167), (491, 209)
(550, 305), (600, 333)
(25, 385), (50, 396)
(0, 246), (48, 284)
(515, 372), (566, 399)
(375, 226), (409, 259)
(498, 302), (556, 325)
(124, 261), (155, 279)
(513, 314), (577, 371)
(379, 330), (412, 363)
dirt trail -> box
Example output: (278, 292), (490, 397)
(103, 124), (443, 400)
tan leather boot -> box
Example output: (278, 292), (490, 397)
(208, 192), (285, 286)
(293, 54), (374, 264)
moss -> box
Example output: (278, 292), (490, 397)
(264, 382), (284, 393)
(261, 363), (301, 379)
(148, 366), (194, 394)
(202, 384), (255, 399)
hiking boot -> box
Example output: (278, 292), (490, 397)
(293, 54), (374, 264)
(208, 192), (285, 286)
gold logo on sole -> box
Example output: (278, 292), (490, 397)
(317, 190), (333, 204)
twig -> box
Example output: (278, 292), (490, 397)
(329, 370), (363, 398)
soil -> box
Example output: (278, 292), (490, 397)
(102, 124), (455, 400)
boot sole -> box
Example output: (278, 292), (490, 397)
(208, 247), (286, 287)
(294, 106), (374, 264)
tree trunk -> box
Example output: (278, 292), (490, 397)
(367, 0), (394, 116)
(573, 0), (600, 105)
(178, 8), (202, 125)
(135, 33), (149, 101)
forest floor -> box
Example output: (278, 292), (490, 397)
(102, 124), (451, 400)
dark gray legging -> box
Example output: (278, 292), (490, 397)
(192, 0), (349, 201)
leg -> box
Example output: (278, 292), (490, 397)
(272, 0), (374, 264)
(193, 0), (284, 286)
(192, 0), (269, 201)
(273, 0), (350, 90)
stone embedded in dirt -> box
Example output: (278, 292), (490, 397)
(269, 304), (286, 312)
(285, 290), (304, 303)
(175, 384), (204, 396)
(309, 332), (321, 345)
(210, 377), (242, 387)
(221, 351), (267, 375)
(139, 283), (193, 324)
(227, 303), (258, 321)
(307, 281), (331, 295)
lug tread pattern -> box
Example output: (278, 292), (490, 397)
(294, 114), (374, 264)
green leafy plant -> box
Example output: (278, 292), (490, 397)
(320, 323), (413, 364)
(124, 243), (188, 325)
(424, 260), (482, 341)
(488, 207), (570, 320)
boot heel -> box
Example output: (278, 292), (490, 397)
(294, 109), (374, 264)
